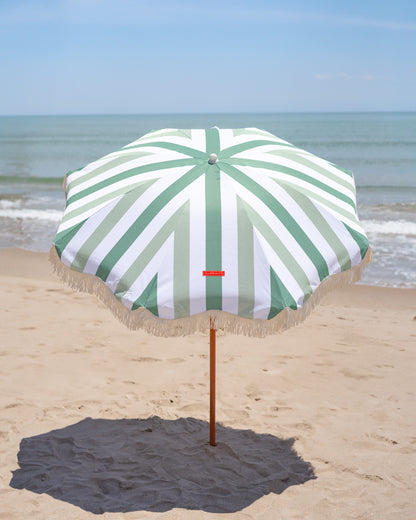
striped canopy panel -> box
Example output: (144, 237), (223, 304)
(53, 128), (370, 322)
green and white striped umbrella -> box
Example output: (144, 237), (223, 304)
(51, 127), (371, 336)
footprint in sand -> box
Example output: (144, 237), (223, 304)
(290, 422), (314, 432)
(340, 368), (383, 380)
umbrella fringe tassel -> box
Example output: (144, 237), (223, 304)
(49, 246), (372, 338)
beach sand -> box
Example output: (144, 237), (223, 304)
(0, 248), (415, 519)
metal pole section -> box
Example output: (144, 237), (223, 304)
(210, 321), (216, 446)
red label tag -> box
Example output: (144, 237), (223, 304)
(203, 271), (225, 276)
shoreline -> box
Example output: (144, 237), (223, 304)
(1, 247), (415, 519)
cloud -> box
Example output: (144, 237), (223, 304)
(314, 73), (376, 81)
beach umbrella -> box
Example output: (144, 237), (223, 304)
(51, 127), (371, 446)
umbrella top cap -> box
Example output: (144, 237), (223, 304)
(208, 153), (218, 165)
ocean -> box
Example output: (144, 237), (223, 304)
(1, 113), (415, 287)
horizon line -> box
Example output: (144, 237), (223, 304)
(1, 110), (415, 117)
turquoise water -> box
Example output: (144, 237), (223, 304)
(1, 113), (415, 287)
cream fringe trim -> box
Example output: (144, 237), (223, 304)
(49, 246), (372, 338)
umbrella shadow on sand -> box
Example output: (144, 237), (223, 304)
(10, 416), (315, 514)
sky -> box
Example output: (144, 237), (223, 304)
(1, 0), (415, 115)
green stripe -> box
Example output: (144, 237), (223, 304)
(67, 152), (153, 191)
(70, 180), (156, 272)
(228, 158), (356, 209)
(343, 223), (370, 260)
(268, 267), (298, 319)
(205, 128), (222, 311)
(238, 197), (313, 299)
(237, 196), (255, 319)
(266, 149), (355, 194)
(114, 201), (190, 311)
(65, 167), (82, 180)
(205, 128), (221, 154)
(337, 165), (354, 179)
(221, 162), (329, 282)
(135, 129), (193, 141)
(220, 139), (296, 159)
(62, 178), (157, 225)
(53, 221), (86, 257)
(131, 274), (158, 315)
(66, 158), (198, 206)
(280, 183), (352, 271)
(96, 163), (207, 281)
(271, 178), (357, 223)
(123, 141), (208, 159)
(173, 201), (190, 319)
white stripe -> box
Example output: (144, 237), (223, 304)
(124, 129), (207, 153)
(60, 195), (123, 267)
(310, 200), (364, 269)
(68, 150), (192, 198)
(59, 166), (191, 233)
(58, 199), (114, 234)
(156, 233), (175, 319)
(190, 129), (208, 152)
(219, 129), (288, 150)
(310, 197), (365, 235)
(99, 148), (152, 161)
(243, 171), (343, 277)
(224, 174), (321, 289)
(220, 173), (239, 315)
(234, 148), (356, 199)
(91, 176), (197, 281)
(252, 230), (271, 319)
(236, 164), (362, 232)
(303, 154), (357, 185)
(120, 233), (175, 319)
(108, 175), (206, 316)
(67, 157), (113, 185)
(219, 129), (237, 150)
(255, 229), (305, 309)
(188, 175), (206, 315)
(124, 129), (182, 146)
(67, 166), (184, 213)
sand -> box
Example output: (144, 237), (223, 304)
(0, 248), (415, 520)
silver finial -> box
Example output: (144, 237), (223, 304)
(208, 153), (218, 164)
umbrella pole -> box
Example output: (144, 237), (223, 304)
(210, 321), (216, 446)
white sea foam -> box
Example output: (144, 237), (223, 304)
(0, 199), (21, 210)
(362, 219), (416, 236)
(0, 208), (63, 222)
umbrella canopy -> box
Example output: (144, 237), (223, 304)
(51, 127), (371, 337)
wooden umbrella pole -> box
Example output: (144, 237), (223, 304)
(210, 320), (216, 446)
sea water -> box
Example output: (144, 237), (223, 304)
(1, 113), (415, 287)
